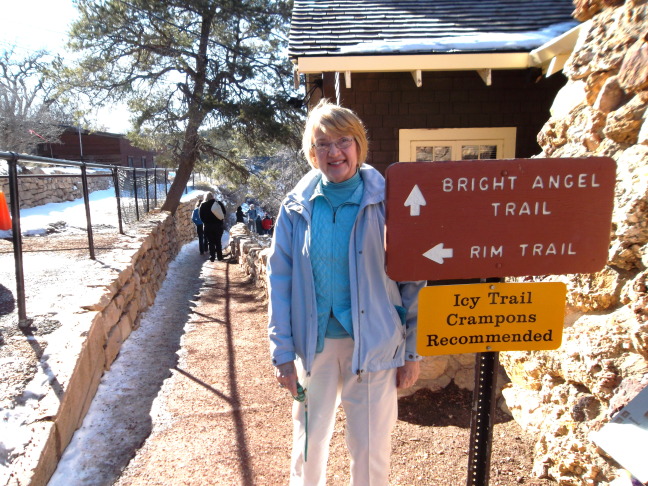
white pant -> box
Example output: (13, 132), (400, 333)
(290, 338), (398, 486)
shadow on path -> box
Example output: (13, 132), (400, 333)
(170, 263), (254, 484)
(217, 263), (253, 484)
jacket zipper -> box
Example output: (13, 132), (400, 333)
(332, 197), (364, 382)
(353, 206), (364, 383)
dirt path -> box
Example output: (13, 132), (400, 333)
(109, 255), (552, 486)
(115, 257), (292, 485)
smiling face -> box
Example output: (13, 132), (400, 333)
(312, 129), (359, 183)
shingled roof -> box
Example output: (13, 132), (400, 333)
(289, 0), (577, 57)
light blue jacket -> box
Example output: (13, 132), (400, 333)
(267, 164), (425, 378)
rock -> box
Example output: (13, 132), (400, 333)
(572, 0), (604, 22)
(604, 93), (648, 144)
(505, 5), (648, 480)
(618, 38), (648, 93)
(593, 76), (630, 114)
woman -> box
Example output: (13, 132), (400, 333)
(267, 100), (424, 485)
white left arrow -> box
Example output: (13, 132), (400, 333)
(423, 243), (454, 264)
(404, 184), (426, 216)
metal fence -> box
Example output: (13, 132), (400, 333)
(0, 151), (195, 327)
(116, 165), (173, 224)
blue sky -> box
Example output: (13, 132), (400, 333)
(0, 0), (131, 133)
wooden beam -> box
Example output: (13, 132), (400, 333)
(477, 69), (492, 86)
(297, 52), (530, 74)
(529, 23), (582, 66)
(545, 54), (570, 77)
(411, 69), (422, 87)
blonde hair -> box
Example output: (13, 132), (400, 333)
(203, 192), (214, 202)
(301, 99), (368, 169)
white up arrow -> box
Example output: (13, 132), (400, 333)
(404, 184), (426, 216)
(423, 243), (454, 264)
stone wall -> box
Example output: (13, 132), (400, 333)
(228, 223), (272, 291)
(9, 196), (200, 486)
(0, 169), (113, 210)
(500, 1), (648, 484)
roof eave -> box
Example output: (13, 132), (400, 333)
(294, 52), (533, 74)
(529, 23), (583, 76)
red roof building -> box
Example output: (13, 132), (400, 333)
(37, 126), (157, 168)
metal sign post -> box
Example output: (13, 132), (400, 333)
(467, 351), (499, 486)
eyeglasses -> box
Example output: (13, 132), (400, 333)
(312, 136), (355, 153)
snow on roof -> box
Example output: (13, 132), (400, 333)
(337, 21), (579, 55)
(289, 0), (577, 57)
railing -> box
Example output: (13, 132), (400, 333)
(0, 151), (196, 327)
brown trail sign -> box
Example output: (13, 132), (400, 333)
(385, 157), (616, 282)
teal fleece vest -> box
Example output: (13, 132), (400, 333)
(311, 172), (364, 352)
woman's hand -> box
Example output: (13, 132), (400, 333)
(396, 360), (420, 389)
(275, 361), (298, 396)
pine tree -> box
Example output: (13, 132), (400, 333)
(64, 0), (298, 213)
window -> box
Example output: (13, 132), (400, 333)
(141, 156), (147, 167)
(127, 156), (134, 167)
(399, 128), (516, 162)
(460, 144), (498, 160)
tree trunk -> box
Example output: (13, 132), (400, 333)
(159, 4), (216, 215)
(161, 155), (195, 214)
(160, 107), (205, 214)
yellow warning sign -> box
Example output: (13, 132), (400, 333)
(417, 282), (566, 356)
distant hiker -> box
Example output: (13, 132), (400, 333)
(261, 214), (273, 235)
(199, 192), (226, 262)
(246, 204), (258, 233)
(192, 200), (208, 255)
(256, 214), (263, 234)
(236, 206), (245, 223)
